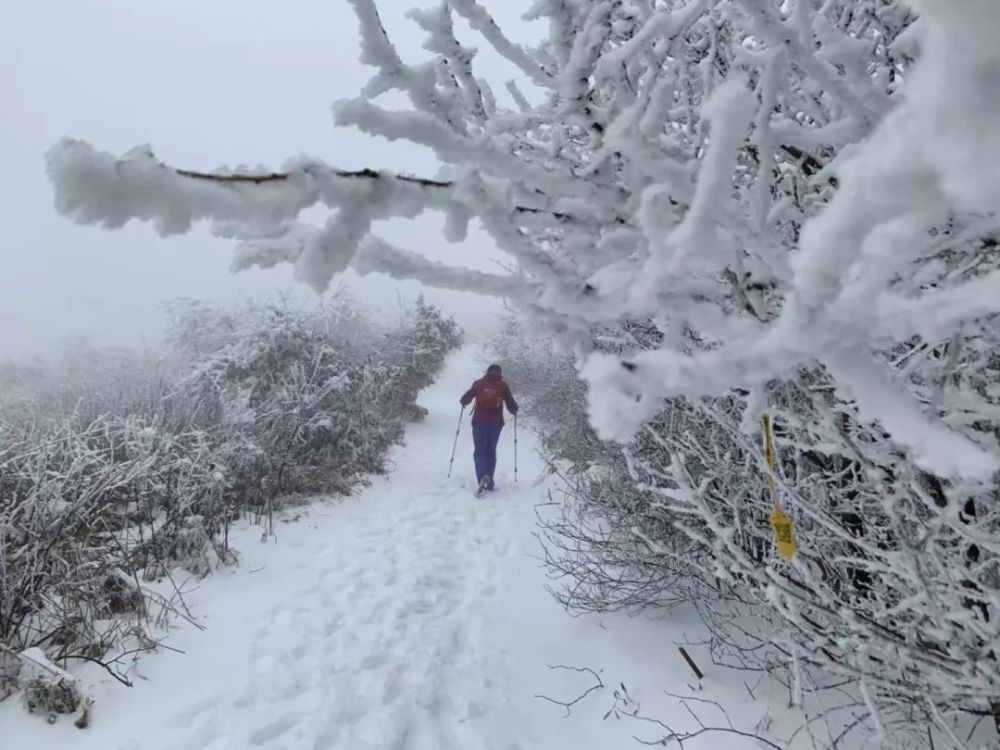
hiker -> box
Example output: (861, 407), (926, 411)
(460, 364), (518, 494)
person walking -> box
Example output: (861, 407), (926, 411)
(460, 364), (518, 496)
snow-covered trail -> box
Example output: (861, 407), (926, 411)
(156, 352), (529, 750)
(5, 348), (776, 750)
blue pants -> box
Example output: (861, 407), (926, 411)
(472, 422), (503, 486)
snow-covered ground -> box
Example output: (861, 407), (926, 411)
(4, 348), (810, 749)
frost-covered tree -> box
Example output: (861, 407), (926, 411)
(383, 294), (464, 421)
(44, 0), (1000, 736)
(0, 295), (460, 709)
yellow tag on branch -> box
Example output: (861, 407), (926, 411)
(762, 413), (797, 560)
(770, 506), (798, 561)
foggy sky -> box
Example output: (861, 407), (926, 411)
(1, 0), (533, 360)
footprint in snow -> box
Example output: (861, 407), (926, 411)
(248, 713), (299, 745)
(358, 653), (390, 671)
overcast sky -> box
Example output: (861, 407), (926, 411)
(1, 0), (533, 360)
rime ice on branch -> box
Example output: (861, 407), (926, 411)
(46, 0), (1000, 731)
(48, 2), (1000, 470)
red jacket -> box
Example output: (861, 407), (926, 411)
(461, 372), (518, 425)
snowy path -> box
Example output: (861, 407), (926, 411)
(4, 349), (782, 749)
(140, 348), (536, 750)
(171, 486), (520, 750)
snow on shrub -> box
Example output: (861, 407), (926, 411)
(492, 318), (711, 614)
(42, 0), (1000, 740)
(0, 294), (460, 714)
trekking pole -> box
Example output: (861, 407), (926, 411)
(447, 406), (465, 478)
(514, 412), (519, 483)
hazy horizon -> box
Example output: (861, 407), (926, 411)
(1, 0), (534, 361)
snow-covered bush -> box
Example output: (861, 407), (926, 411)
(383, 294), (463, 422)
(43, 0), (1000, 739)
(13, 648), (90, 727)
(492, 319), (712, 614)
(0, 295), (460, 705)
(0, 650), (21, 702)
(22, 676), (83, 723)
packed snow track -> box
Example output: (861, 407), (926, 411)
(3, 348), (769, 750)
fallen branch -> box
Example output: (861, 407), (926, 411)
(534, 664), (606, 717)
(678, 646), (704, 681)
(606, 683), (785, 749)
(57, 652), (133, 688)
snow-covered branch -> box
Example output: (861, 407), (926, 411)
(353, 235), (527, 298)
(47, 138), (600, 293)
(44, 0), (1000, 735)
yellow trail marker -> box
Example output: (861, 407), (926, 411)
(762, 413), (798, 561)
(770, 506), (798, 561)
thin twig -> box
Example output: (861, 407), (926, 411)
(533, 665), (605, 717)
(58, 653), (133, 688)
